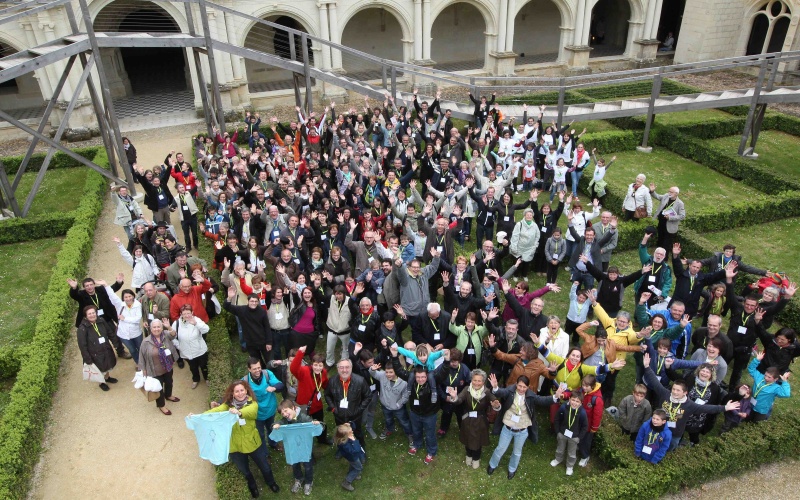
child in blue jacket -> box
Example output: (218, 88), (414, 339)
(748, 351), (791, 422)
(635, 409), (672, 464)
(336, 422), (366, 492)
(397, 344), (446, 371)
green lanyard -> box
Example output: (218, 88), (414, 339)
(568, 407), (577, 429)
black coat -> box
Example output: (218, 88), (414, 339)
(77, 318), (121, 372)
(494, 386), (555, 443)
(69, 282), (123, 327)
(223, 300), (272, 348)
(325, 373), (372, 424)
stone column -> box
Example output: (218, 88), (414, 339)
(504, 0), (516, 53)
(572, 0), (586, 45)
(414, 0), (423, 61)
(643, 0), (657, 39)
(422, 0), (432, 60)
(565, 0), (592, 73)
(317, 2), (332, 70)
(329, 1), (342, 70)
(497, 0), (508, 53)
(19, 21), (52, 98)
(649, 0), (664, 39)
(633, 0), (663, 64)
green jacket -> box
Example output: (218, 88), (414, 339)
(449, 323), (488, 362)
(206, 398), (261, 454)
(634, 304), (684, 342)
(634, 244), (672, 298)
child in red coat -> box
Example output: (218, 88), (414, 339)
(290, 345), (333, 444)
(577, 374), (604, 467)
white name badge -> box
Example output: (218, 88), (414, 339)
(541, 227), (547, 232)
(391, 342), (398, 349)
(553, 254), (559, 260)
(358, 324), (366, 332)
(504, 216), (510, 222)
(367, 257), (375, 263)
(97, 309), (104, 316)
(648, 276), (656, 282)
(751, 398), (758, 407)
(695, 399), (706, 405)
(182, 206), (188, 211)
(320, 235), (327, 240)
(148, 313), (155, 320)
(564, 429), (573, 438)
(510, 414), (521, 423)
(316, 392), (322, 401)
(275, 312), (284, 320)
(293, 259), (300, 264)
(467, 348), (475, 355)
(238, 418), (246, 426)
(370, 384), (376, 391)
(98, 337), (106, 344)
(272, 231), (280, 238)
(433, 333), (441, 341)
(201, 294), (205, 300)
(163, 349), (172, 357)
(339, 399), (349, 409)
(260, 299), (266, 306)
(667, 421), (676, 428)
(738, 326), (747, 334)
(436, 246), (443, 253)
(468, 411), (478, 418)
(158, 194), (165, 200)
(642, 445), (653, 455)
(413, 399), (420, 406)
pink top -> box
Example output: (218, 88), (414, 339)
(294, 306), (316, 334)
(501, 286), (550, 322)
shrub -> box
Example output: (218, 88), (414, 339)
(0, 147), (100, 175)
(0, 151), (106, 499)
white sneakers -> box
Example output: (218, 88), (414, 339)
(579, 457), (589, 467)
(566, 467), (574, 476)
(550, 459), (561, 467)
(466, 456), (473, 466)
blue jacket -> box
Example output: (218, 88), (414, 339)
(397, 346), (444, 372)
(337, 436), (366, 462)
(635, 420), (671, 464)
(748, 357), (791, 414)
(245, 370), (284, 421)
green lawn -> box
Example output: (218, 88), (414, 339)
(702, 217), (800, 275)
(0, 238), (64, 349)
(601, 149), (764, 214)
(653, 109), (732, 126)
(708, 130), (800, 180)
(15, 168), (88, 217)
(574, 120), (619, 133)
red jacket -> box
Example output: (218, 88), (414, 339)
(583, 384), (605, 433)
(291, 349), (328, 414)
(169, 280), (211, 322)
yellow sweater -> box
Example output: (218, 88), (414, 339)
(592, 303), (640, 361)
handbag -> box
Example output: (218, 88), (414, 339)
(82, 363), (106, 383)
(634, 206), (648, 219)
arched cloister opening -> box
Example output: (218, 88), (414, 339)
(590, 0), (631, 57)
(513, 0), (562, 64)
(431, 3), (487, 71)
(746, 0), (792, 55)
(657, 0), (686, 51)
(244, 15), (314, 92)
(0, 41), (45, 115)
(93, 0), (189, 97)
(341, 8), (405, 73)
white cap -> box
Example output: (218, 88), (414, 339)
(496, 231), (507, 244)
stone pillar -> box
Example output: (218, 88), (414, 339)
(643, 0), (657, 39)
(564, 45), (592, 73)
(505, 0), (516, 53)
(317, 3), (331, 70)
(558, 26), (572, 63)
(649, 0), (664, 39)
(19, 21), (52, 98)
(223, 10), (248, 106)
(573, 0), (586, 45)
(413, 0), (423, 61)
(497, 0), (508, 53)
(329, 1), (342, 70)
(565, 0), (592, 73)
(422, 0), (432, 60)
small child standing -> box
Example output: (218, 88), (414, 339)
(747, 351), (791, 422)
(577, 375), (604, 468)
(617, 384), (652, 441)
(270, 400), (323, 496)
(544, 145), (558, 195)
(634, 409), (671, 464)
(550, 158), (568, 202)
(397, 344), (445, 371)
(550, 391), (588, 476)
(336, 422), (366, 492)
(544, 228), (566, 284)
(522, 158), (537, 192)
(721, 384), (752, 433)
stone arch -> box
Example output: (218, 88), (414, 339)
(0, 37), (45, 112)
(340, 7), (409, 69)
(589, 0), (634, 55)
(242, 12), (317, 93)
(430, 0), (497, 34)
(92, 0), (190, 97)
(743, 0), (794, 55)
(338, 2), (413, 42)
(430, 1), (492, 69)
(513, 0), (566, 63)
(238, 6), (318, 47)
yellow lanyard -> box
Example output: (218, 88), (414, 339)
(313, 373), (323, 394)
(415, 384), (422, 399)
(514, 394), (524, 414)
(89, 294), (100, 308)
(742, 312), (753, 325)
(430, 318), (440, 332)
(92, 323), (102, 337)
(647, 431), (659, 445)
(657, 356), (666, 374)
(689, 275), (696, 290)
(567, 407), (577, 429)
(696, 383), (709, 400)
(449, 365), (460, 386)
(754, 380), (773, 398)
(471, 392), (479, 411)
(666, 402), (681, 421)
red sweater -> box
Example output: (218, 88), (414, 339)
(583, 384), (605, 433)
(169, 280), (211, 322)
(291, 349), (328, 414)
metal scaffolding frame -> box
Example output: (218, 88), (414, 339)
(2, 0), (800, 217)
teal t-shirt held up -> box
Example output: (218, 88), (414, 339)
(269, 422), (323, 465)
(185, 412), (239, 465)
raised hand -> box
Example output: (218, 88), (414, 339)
(680, 314), (691, 328)
(639, 291), (652, 305)
(643, 352), (651, 367)
(672, 242), (681, 256)
(488, 373), (498, 389)
(487, 334), (496, 348)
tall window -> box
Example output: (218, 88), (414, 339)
(746, 0), (791, 55)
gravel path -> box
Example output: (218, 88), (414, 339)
(27, 126), (218, 500)
(664, 459), (799, 499)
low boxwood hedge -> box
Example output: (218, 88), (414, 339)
(0, 151), (107, 499)
(0, 147), (100, 176)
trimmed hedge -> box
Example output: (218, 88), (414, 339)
(0, 147), (100, 176)
(0, 152), (107, 499)
(495, 90), (594, 106)
(0, 346), (20, 380)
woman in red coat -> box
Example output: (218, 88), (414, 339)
(291, 345), (333, 444)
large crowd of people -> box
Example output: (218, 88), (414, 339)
(70, 93), (797, 496)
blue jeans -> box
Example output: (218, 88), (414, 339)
(120, 335), (142, 364)
(256, 416), (277, 453)
(668, 435), (682, 451)
(565, 240), (577, 261)
(346, 458), (364, 483)
(489, 425), (528, 472)
(382, 405), (412, 436)
(570, 269), (595, 290)
(570, 169), (584, 196)
(272, 329), (290, 361)
(409, 411), (438, 456)
(363, 391), (380, 433)
(235, 316), (245, 348)
(229, 441), (276, 487)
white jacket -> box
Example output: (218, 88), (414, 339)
(564, 207), (600, 242)
(170, 316), (209, 359)
(510, 220), (540, 261)
(538, 326), (569, 361)
(116, 242), (158, 289)
(622, 183), (653, 216)
(105, 287), (142, 340)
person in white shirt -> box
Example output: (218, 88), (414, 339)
(168, 304), (210, 388)
(622, 174), (652, 221)
(106, 287), (143, 363)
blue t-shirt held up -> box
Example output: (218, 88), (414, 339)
(185, 412), (239, 465)
(269, 422), (323, 465)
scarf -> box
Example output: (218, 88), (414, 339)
(669, 395), (688, 404)
(468, 385), (485, 401)
(231, 397), (248, 411)
(651, 422), (666, 432)
(312, 258), (324, 268)
(152, 334), (173, 372)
